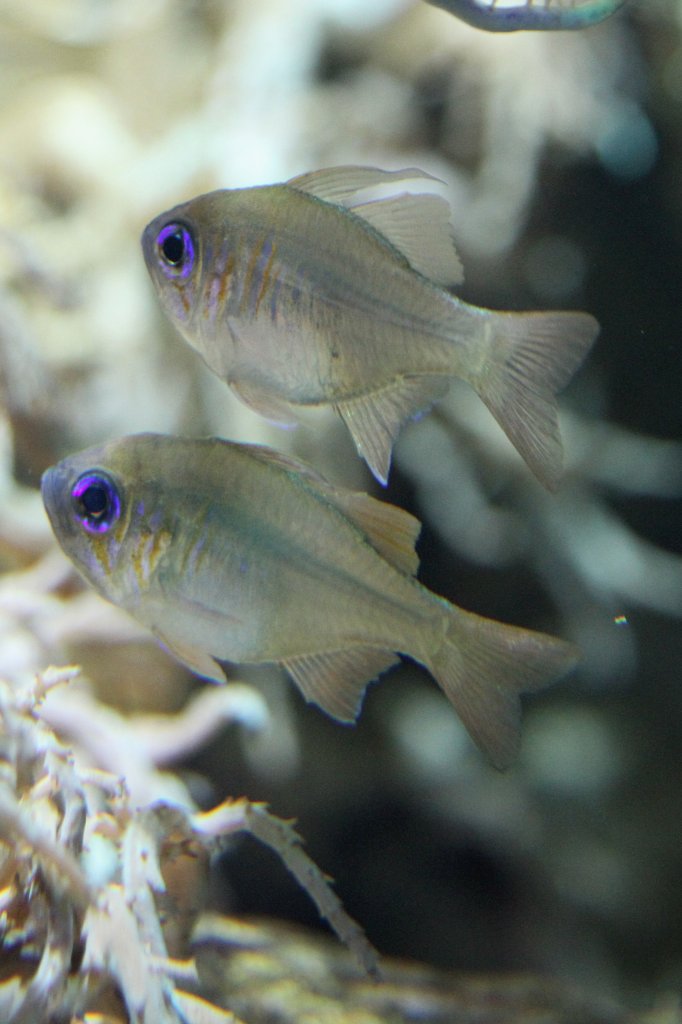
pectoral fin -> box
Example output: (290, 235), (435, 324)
(335, 375), (449, 485)
(283, 648), (399, 722)
(153, 628), (227, 683)
(229, 376), (299, 428)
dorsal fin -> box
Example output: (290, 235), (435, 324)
(234, 441), (330, 485)
(327, 489), (421, 577)
(349, 193), (463, 286)
(286, 166), (462, 287)
(287, 165), (442, 206)
(236, 440), (422, 576)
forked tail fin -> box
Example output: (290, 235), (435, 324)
(428, 606), (579, 768)
(473, 310), (598, 490)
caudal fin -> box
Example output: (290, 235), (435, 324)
(428, 606), (579, 769)
(473, 310), (598, 490)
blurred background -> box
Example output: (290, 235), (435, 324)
(0, 0), (680, 1011)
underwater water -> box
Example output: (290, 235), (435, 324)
(0, 0), (681, 1020)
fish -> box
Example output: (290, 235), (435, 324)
(141, 166), (599, 490)
(423, 0), (626, 31)
(41, 432), (579, 768)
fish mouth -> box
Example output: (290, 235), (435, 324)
(140, 221), (157, 275)
(40, 464), (73, 541)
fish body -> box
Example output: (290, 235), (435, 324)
(42, 433), (578, 767)
(142, 166), (599, 489)
(423, 0), (626, 31)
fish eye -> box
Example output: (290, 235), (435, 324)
(71, 472), (121, 535)
(155, 222), (195, 279)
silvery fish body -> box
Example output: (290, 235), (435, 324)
(141, 166), (599, 489)
(42, 433), (578, 768)
(423, 0), (625, 31)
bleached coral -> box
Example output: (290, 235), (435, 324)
(0, 667), (377, 1022)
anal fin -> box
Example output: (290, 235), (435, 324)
(336, 375), (448, 484)
(282, 648), (399, 722)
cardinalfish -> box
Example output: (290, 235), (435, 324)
(142, 166), (598, 490)
(423, 0), (626, 31)
(42, 433), (579, 768)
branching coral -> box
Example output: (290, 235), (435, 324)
(0, 668), (378, 1022)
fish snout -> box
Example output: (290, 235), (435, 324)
(41, 463), (76, 540)
(140, 221), (155, 272)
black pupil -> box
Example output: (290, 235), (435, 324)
(81, 484), (109, 519)
(161, 231), (185, 265)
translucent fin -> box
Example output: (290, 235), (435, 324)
(229, 375), (299, 428)
(287, 165), (442, 206)
(428, 607), (579, 769)
(239, 443), (422, 575)
(336, 375), (449, 485)
(154, 629), (227, 683)
(473, 310), (599, 490)
(328, 491), (421, 576)
(349, 194), (463, 286)
(236, 442), (329, 485)
(282, 648), (399, 722)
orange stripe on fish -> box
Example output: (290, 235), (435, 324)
(253, 241), (278, 317)
(88, 515), (129, 578)
(179, 287), (191, 316)
(204, 252), (236, 325)
(217, 252), (236, 307)
(131, 528), (172, 590)
(240, 235), (275, 317)
(91, 537), (114, 577)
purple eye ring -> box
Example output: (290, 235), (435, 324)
(155, 222), (195, 279)
(71, 472), (121, 535)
